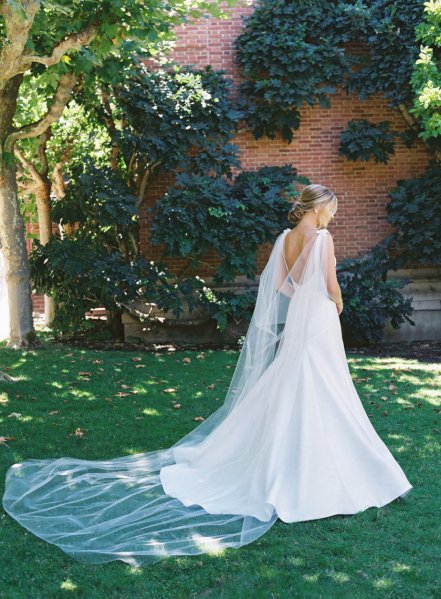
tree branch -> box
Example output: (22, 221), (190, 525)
(5, 72), (77, 150)
(51, 142), (74, 198)
(137, 161), (161, 208)
(398, 103), (420, 131)
(20, 24), (98, 69)
(38, 128), (52, 178)
(14, 145), (44, 185)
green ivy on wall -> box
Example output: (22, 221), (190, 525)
(234, 0), (439, 160)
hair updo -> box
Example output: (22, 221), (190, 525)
(287, 184), (337, 226)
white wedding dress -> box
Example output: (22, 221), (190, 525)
(2, 227), (413, 566)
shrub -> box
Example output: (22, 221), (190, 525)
(339, 119), (397, 164)
(385, 165), (441, 269)
(150, 165), (309, 284)
(337, 243), (415, 344)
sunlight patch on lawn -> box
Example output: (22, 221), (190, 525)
(411, 387), (441, 406)
(348, 356), (440, 374)
(142, 408), (161, 417)
(391, 561), (412, 572)
(60, 578), (78, 591)
(190, 532), (227, 555)
(303, 573), (320, 583)
(385, 433), (413, 453)
(286, 556), (305, 567)
(17, 415), (33, 423)
(67, 389), (98, 401)
(326, 570), (350, 583)
(387, 433), (408, 440)
(373, 577), (393, 589)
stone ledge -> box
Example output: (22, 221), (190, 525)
(122, 268), (441, 344)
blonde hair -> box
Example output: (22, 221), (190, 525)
(287, 184), (337, 227)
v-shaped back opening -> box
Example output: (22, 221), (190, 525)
(281, 228), (322, 286)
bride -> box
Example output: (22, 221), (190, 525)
(2, 184), (413, 566)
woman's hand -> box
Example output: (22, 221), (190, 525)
(336, 301), (343, 315)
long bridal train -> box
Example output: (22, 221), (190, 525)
(2, 228), (413, 566)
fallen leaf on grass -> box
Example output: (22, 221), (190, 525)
(182, 357), (191, 364)
(135, 364), (146, 369)
(115, 392), (131, 398)
(173, 403), (182, 409)
(69, 427), (86, 437)
(388, 384), (398, 394)
(8, 412), (22, 419)
(92, 359), (104, 365)
(163, 388), (177, 393)
(193, 416), (205, 422)
(132, 357), (142, 362)
(79, 371), (92, 377)
(49, 410), (59, 416)
(196, 354), (205, 360)
(0, 436), (16, 445)
(207, 384), (215, 389)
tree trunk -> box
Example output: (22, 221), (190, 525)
(107, 309), (125, 341)
(35, 182), (55, 324)
(0, 75), (36, 347)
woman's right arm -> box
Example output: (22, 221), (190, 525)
(325, 233), (343, 313)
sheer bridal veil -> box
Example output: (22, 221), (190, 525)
(2, 227), (333, 566)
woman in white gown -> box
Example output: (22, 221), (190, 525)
(2, 184), (413, 566)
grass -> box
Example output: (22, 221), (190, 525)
(0, 337), (440, 599)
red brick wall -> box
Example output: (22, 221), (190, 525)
(27, 1), (430, 316)
(139, 1), (429, 278)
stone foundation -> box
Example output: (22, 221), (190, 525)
(382, 267), (441, 342)
(122, 269), (441, 345)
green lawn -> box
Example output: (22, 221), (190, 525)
(0, 339), (439, 599)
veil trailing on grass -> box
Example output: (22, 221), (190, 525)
(2, 228), (332, 566)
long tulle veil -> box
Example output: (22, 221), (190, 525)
(2, 227), (332, 566)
